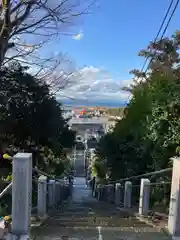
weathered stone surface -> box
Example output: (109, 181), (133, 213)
(124, 181), (132, 208)
(12, 153), (32, 235)
(38, 175), (47, 218)
(139, 179), (150, 216)
(115, 183), (121, 205)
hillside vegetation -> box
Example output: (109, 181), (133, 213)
(91, 31), (180, 212)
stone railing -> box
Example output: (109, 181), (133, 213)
(0, 153), (72, 239)
(92, 157), (180, 239)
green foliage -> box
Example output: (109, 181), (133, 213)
(0, 202), (8, 216)
(95, 73), (179, 180)
(0, 62), (75, 176)
(93, 31), (180, 210)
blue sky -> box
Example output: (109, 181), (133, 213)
(49, 0), (180, 105)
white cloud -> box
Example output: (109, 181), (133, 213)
(72, 31), (84, 40)
(56, 66), (133, 104)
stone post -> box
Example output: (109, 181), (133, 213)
(139, 178), (150, 215)
(124, 181), (132, 208)
(37, 175), (47, 218)
(107, 184), (114, 203)
(115, 183), (121, 205)
(55, 181), (61, 203)
(63, 184), (69, 199)
(61, 184), (65, 200)
(168, 157), (180, 237)
(10, 153), (32, 238)
(92, 178), (97, 197)
(97, 185), (101, 201)
(104, 185), (109, 202)
(101, 185), (106, 201)
(69, 178), (73, 196)
(48, 179), (55, 207)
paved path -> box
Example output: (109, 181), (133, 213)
(31, 177), (170, 240)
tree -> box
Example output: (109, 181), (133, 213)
(0, 0), (95, 67)
(130, 31), (180, 80)
(0, 0), (96, 92)
(91, 31), (180, 211)
(0, 62), (75, 174)
(94, 31), (180, 180)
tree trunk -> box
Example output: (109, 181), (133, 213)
(0, 0), (11, 67)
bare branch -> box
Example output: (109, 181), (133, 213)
(0, 0), (96, 66)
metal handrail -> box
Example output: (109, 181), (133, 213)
(109, 167), (172, 184)
(0, 182), (12, 199)
(33, 167), (53, 179)
(3, 154), (63, 180)
(2, 154), (69, 190)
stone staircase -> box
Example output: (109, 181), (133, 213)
(31, 178), (170, 240)
(73, 151), (86, 177)
(74, 165), (86, 177)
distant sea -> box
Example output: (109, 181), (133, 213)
(59, 99), (127, 108)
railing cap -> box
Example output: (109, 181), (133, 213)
(141, 178), (150, 184)
(115, 183), (121, 186)
(170, 157), (180, 161)
(49, 179), (55, 183)
(125, 181), (132, 185)
(14, 152), (32, 160)
(38, 175), (47, 181)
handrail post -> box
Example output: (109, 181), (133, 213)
(55, 181), (61, 203)
(37, 175), (47, 218)
(7, 153), (32, 239)
(107, 184), (114, 203)
(168, 157), (180, 237)
(139, 178), (150, 216)
(48, 179), (55, 207)
(115, 183), (121, 205)
(92, 177), (96, 197)
(97, 184), (102, 201)
(124, 181), (132, 208)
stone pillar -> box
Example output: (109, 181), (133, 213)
(69, 178), (73, 196)
(61, 184), (65, 200)
(104, 185), (109, 202)
(37, 175), (47, 218)
(92, 178), (97, 197)
(100, 185), (104, 201)
(107, 184), (114, 203)
(11, 153), (32, 236)
(139, 178), (150, 215)
(115, 183), (121, 205)
(97, 185), (101, 201)
(48, 179), (55, 207)
(168, 157), (180, 237)
(102, 185), (106, 201)
(55, 182), (61, 203)
(124, 181), (132, 208)
(64, 184), (69, 199)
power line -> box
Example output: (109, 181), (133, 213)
(144, 0), (180, 74)
(126, 0), (180, 103)
(140, 0), (175, 73)
(126, 0), (175, 103)
(160, 0), (180, 41)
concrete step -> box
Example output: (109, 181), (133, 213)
(32, 227), (171, 240)
(31, 206), (171, 239)
(31, 176), (171, 240)
(47, 203), (150, 228)
(46, 215), (150, 228)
